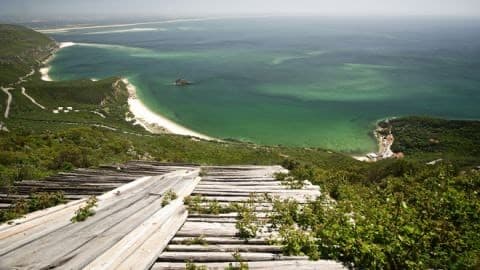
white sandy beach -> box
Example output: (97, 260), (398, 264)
(40, 42), (76, 81)
(40, 67), (52, 81)
(122, 79), (213, 140)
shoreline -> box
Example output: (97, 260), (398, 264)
(121, 78), (214, 141)
(40, 42), (76, 82)
(352, 119), (397, 162)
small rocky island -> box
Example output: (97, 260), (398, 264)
(175, 78), (192, 86)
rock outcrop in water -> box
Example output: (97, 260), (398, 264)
(175, 78), (192, 86)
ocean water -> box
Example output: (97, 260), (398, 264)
(46, 17), (480, 153)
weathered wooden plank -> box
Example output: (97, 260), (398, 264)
(197, 196), (311, 203)
(83, 201), (188, 270)
(44, 175), (189, 269)
(176, 222), (238, 237)
(0, 174), (180, 261)
(157, 251), (308, 262)
(114, 204), (188, 270)
(166, 244), (282, 253)
(170, 237), (268, 245)
(196, 182), (284, 187)
(0, 170), (198, 269)
(152, 260), (346, 270)
(192, 190), (320, 197)
(196, 184), (320, 190)
(188, 213), (269, 218)
(199, 178), (278, 182)
(186, 217), (238, 223)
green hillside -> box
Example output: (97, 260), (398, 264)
(0, 24), (55, 85)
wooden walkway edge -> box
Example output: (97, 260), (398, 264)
(0, 168), (200, 270)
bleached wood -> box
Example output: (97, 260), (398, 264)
(193, 190), (320, 197)
(0, 173), (184, 267)
(152, 260), (346, 270)
(188, 212), (269, 218)
(170, 236), (268, 245)
(157, 251), (308, 262)
(176, 221), (238, 237)
(0, 170), (199, 270)
(116, 206), (188, 270)
(166, 244), (282, 253)
(84, 201), (187, 270)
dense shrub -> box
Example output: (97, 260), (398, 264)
(270, 163), (480, 269)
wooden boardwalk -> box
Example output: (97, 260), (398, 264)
(154, 166), (344, 270)
(0, 165), (199, 270)
(0, 163), (344, 269)
(0, 161), (195, 210)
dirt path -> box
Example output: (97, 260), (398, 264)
(1, 68), (37, 119)
(21, 87), (46, 109)
(0, 87), (13, 118)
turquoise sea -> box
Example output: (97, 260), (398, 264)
(45, 17), (480, 153)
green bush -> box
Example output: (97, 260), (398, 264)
(161, 189), (178, 207)
(71, 196), (98, 223)
(270, 163), (480, 269)
(279, 225), (319, 260)
(235, 194), (261, 240)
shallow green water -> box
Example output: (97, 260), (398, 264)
(48, 17), (480, 153)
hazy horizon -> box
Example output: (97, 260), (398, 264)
(1, 0), (480, 22)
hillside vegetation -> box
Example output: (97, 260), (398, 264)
(0, 24), (479, 269)
(0, 24), (55, 86)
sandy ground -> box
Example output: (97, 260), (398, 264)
(122, 78), (213, 140)
(40, 42), (76, 82)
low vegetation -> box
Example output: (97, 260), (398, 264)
(0, 191), (65, 223)
(184, 195), (237, 215)
(71, 196), (98, 223)
(225, 250), (249, 270)
(185, 261), (207, 270)
(275, 172), (305, 189)
(387, 116), (480, 166)
(235, 194), (263, 240)
(181, 235), (209, 246)
(268, 161), (480, 269)
(161, 189), (178, 207)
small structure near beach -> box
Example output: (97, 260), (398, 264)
(175, 78), (192, 86)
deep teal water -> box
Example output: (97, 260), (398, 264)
(47, 17), (480, 153)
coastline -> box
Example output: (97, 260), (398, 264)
(40, 42), (76, 81)
(352, 118), (397, 162)
(40, 42), (213, 141)
(121, 78), (214, 141)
